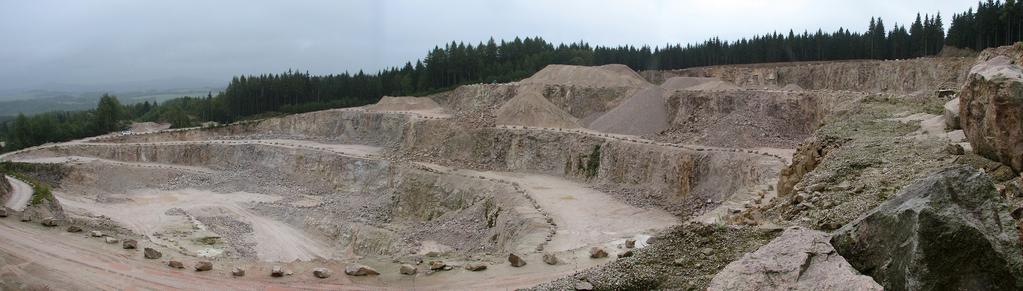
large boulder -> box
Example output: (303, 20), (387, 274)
(508, 253), (527, 267)
(708, 227), (881, 291)
(944, 97), (961, 129)
(194, 261), (213, 272)
(831, 166), (1023, 290)
(959, 43), (1023, 173)
(143, 247), (162, 259)
(345, 264), (379, 276)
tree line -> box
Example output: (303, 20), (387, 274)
(2, 1), (1018, 152)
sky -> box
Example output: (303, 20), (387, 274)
(0, 0), (977, 93)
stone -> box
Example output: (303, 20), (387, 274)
(19, 213), (31, 222)
(777, 136), (847, 197)
(945, 143), (965, 155)
(0, 208), (7, 217)
(90, 230), (103, 237)
(575, 281), (594, 291)
(960, 45), (1023, 173)
(122, 239), (137, 249)
(344, 264), (379, 276)
(645, 236), (657, 245)
(589, 247), (608, 258)
(399, 264), (417, 275)
(708, 227), (881, 291)
(232, 267), (245, 277)
(428, 260), (446, 270)
(542, 252), (559, 265)
(313, 268), (332, 278)
(464, 262), (487, 271)
(831, 166), (1023, 290)
(508, 253), (526, 267)
(168, 260), (184, 269)
(194, 261), (213, 272)
(271, 266), (284, 277)
(143, 247), (162, 259)
(40, 217), (58, 227)
(66, 225), (82, 233)
(617, 250), (634, 258)
(104, 237), (119, 244)
(944, 97), (961, 130)
(624, 239), (636, 248)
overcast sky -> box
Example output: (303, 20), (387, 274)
(0, 0), (976, 92)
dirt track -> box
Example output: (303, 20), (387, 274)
(3, 176), (32, 211)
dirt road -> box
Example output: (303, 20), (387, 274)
(3, 176), (32, 211)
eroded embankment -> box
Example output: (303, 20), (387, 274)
(11, 142), (547, 259)
(644, 57), (972, 93)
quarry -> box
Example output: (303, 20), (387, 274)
(2, 44), (1023, 291)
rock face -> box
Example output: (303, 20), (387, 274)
(589, 247), (608, 258)
(777, 136), (847, 197)
(143, 248), (162, 259)
(313, 268), (332, 278)
(708, 227), (881, 291)
(122, 239), (137, 249)
(508, 253), (527, 267)
(959, 44), (1023, 172)
(399, 264), (417, 275)
(831, 166), (1023, 290)
(194, 261), (213, 272)
(344, 264), (379, 276)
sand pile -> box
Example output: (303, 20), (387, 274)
(660, 77), (721, 90)
(522, 64), (650, 88)
(588, 87), (669, 135)
(781, 83), (805, 91)
(495, 86), (581, 128)
(365, 96), (447, 112)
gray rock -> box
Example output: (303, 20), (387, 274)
(617, 250), (634, 258)
(624, 239), (636, 249)
(589, 247), (608, 258)
(464, 262), (487, 271)
(104, 237), (119, 244)
(194, 261), (212, 272)
(19, 213), (31, 222)
(542, 252), (559, 265)
(831, 166), (1023, 290)
(313, 268), (331, 278)
(575, 281), (594, 290)
(944, 97), (961, 130)
(90, 230), (103, 237)
(399, 264), (417, 275)
(168, 260), (184, 269)
(708, 227), (881, 291)
(0, 208), (7, 217)
(508, 253), (526, 267)
(271, 266), (284, 277)
(40, 217), (58, 227)
(428, 260), (446, 270)
(66, 225), (82, 233)
(232, 267), (245, 277)
(344, 264), (379, 276)
(122, 239), (137, 249)
(143, 247), (162, 259)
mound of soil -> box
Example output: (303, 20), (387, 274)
(522, 64), (650, 88)
(660, 77), (721, 90)
(495, 86), (581, 128)
(588, 87), (669, 135)
(365, 96), (447, 112)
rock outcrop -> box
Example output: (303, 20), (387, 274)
(708, 227), (881, 291)
(777, 136), (848, 197)
(831, 166), (1023, 290)
(959, 43), (1023, 172)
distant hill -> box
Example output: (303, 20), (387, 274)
(0, 87), (222, 117)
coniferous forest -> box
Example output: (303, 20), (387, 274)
(2, 1), (1022, 152)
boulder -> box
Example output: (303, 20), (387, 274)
(831, 166), (1023, 290)
(194, 261), (213, 272)
(143, 247), (162, 259)
(40, 217), (58, 227)
(0, 208), (7, 217)
(959, 45), (1023, 173)
(168, 260), (184, 269)
(589, 247), (608, 258)
(104, 237), (119, 244)
(708, 227), (881, 291)
(232, 267), (245, 277)
(624, 238), (636, 249)
(399, 264), (417, 275)
(542, 252), (559, 265)
(271, 266), (284, 277)
(90, 230), (103, 237)
(313, 268), (332, 278)
(344, 264), (379, 276)
(617, 250), (634, 258)
(464, 262), (487, 271)
(122, 239), (137, 249)
(944, 97), (961, 129)
(19, 213), (31, 222)
(66, 225), (82, 233)
(575, 281), (594, 291)
(428, 260), (446, 270)
(508, 253), (527, 267)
